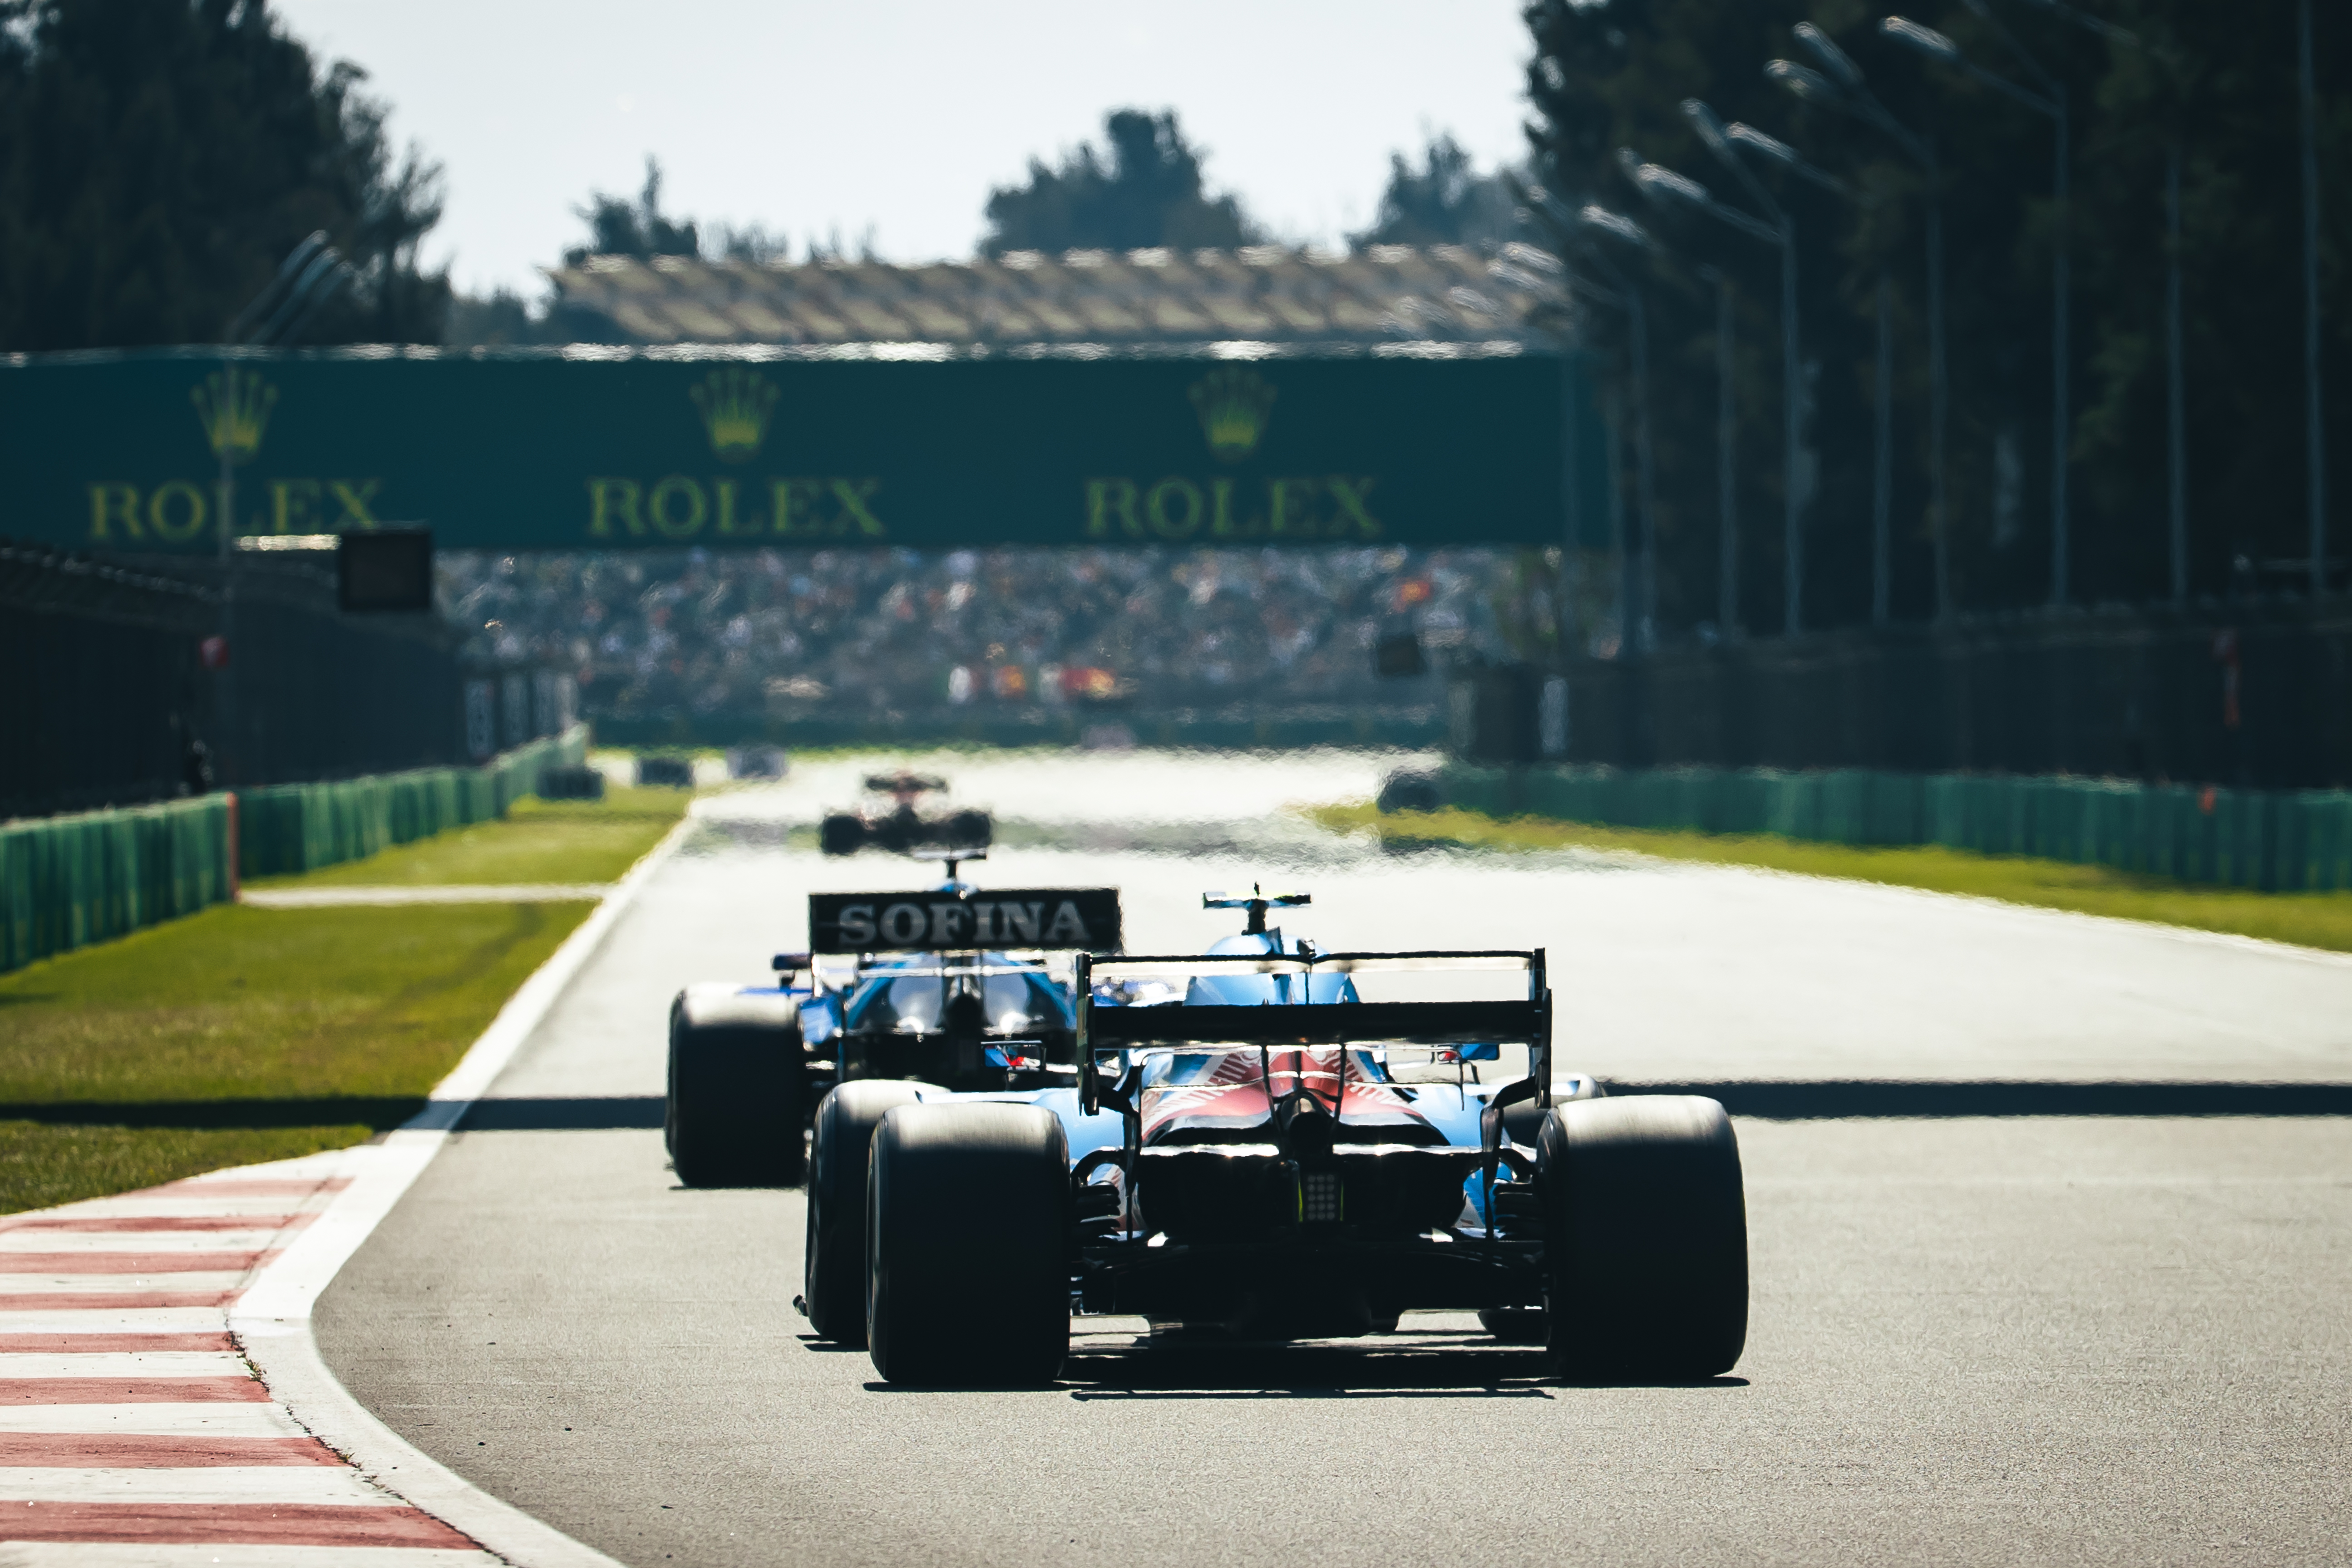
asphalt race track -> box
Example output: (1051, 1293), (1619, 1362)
(317, 753), (2352, 1567)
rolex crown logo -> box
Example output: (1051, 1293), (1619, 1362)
(1187, 367), (1277, 463)
(691, 367), (780, 463)
(191, 367), (278, 465)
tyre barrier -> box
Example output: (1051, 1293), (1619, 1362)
(1440, 760), (2352, 893)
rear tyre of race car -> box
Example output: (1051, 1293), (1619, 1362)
(665, 986), (807, 1188)
(943, 808), (992, 851)
(802, 1081), (924, 1344)
(1538, 1095), (1747, 1381)
(866, 1103), (1070, 1386)
(818, 814), (865, 856)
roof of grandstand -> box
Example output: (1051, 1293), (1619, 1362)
(546, 242), (1570, 349)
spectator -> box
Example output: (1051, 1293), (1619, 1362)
(438, 545), (1544, 724)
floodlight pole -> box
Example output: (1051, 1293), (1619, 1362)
(1701, 264), (1741, 636)
(2166, 146), (2188, 606)
(1874, 273), (1895, 625)
(2019, 0), (2194, 604)
(1521, 186), (1659, 658)
(1731, 121), (1893, 627)
(1888, 12), (2069, 606)
(207, 233), (353, 786)
(1560, 354), (1583, 656)
(1580, 244), (1659, 655)
(1772, 43), (1952, 622)
(1667, 104), (1805, 636)
(2051, 96), (2071, 606)
(2299, 0), (2328, 596)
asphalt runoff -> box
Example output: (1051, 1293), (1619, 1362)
(317, 753), (2352, 1567)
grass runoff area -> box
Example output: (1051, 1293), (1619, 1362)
(1312, 803), (2352, 956)
(246, 785), (690, 888)
(0, 785), (687, 1213)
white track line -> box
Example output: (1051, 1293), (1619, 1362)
(0, 1312), (230, 1336)
(0, 1357), (248, 1380)
(0, 1405), (310, 1437)
(1, 1552), (494, 1568)
(0, 812), (689, 1567)
(226, 815), (693, 1568)
(0, 1467), (398, 1505)
(0, 1241), (296, 1260)
(0, 1277), (251, 1297)
(241, 886), (614, 908)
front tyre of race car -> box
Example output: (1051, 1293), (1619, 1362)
(865, 1103), (1070, 1386)
(1538, 1095), (1747, 1380)
(803, 1081), (924, 1344)
(665, 986), (808, 1188)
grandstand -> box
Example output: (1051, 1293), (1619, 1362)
(454, 242), (1574, 744)
(543, 242), (1565, 349)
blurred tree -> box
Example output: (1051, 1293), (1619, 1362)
(1521, 0), (2347, 634)
(562, 158), (700, 265)
(981, 108), (1260, 255)
(1351, 134), (1526, 248)
(0, 0), (448, 350)
(442, 288), (543, 348)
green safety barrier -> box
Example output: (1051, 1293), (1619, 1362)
(0, 794), (232, 974)
(0, 726), (591, 973)
(1440, 761), (2352, 894)
(236, 726), (588, 879)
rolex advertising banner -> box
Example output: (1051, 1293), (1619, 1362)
(0, 349), (1563, 553)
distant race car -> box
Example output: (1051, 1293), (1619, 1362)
(818, 772), (991, 858)
(661, 859), (1120, 1200)
(797, 885), (1750, 1387)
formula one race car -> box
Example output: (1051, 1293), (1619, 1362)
(662, 863), (1119, 1193)
(799, 887), (1748, 1385)
(818, 772), (991, 858)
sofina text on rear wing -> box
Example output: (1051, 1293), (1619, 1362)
(809, 888), (1122, 954)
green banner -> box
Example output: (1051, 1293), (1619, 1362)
(0, 348), (1568, 552)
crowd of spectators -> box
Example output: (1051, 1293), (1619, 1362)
(440, 545), (1553, 723)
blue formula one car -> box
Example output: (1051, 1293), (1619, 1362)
(798, 888), (1749, 1385)
(662, 862), (1119, 1190)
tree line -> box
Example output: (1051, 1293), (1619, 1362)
(0, 0), (448, 350)
(1522, 0), (2348, 635)
(0, 0), (1530, 355)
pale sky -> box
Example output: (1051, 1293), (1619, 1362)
(272, 0), (1536, 300)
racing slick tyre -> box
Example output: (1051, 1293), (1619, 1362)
(866, 1103), (1070, 1386)
(665, 986), (807, 1188)
(1537, 1095), (1747, 1380)
(818, 814), (865, 857)
(803, 1081), (924, 1344)
(943, 808), (992, 851)
(1501, 1070), (1603, 1148)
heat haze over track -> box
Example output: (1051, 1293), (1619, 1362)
(319, 752), (2352, 1567)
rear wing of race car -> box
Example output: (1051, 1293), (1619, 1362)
(809, 888), (1122, 955)
(1074, 949), (1551, 1124)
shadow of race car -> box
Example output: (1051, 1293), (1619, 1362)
(797, 886), (1749, 1387)
(818, 773), (990, 858)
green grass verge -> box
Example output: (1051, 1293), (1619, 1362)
(0, 1124), (379, 1217)
(247, 785), (687, 888)
(0, 899), (594, 1213)
(1309, 802), (2352, 955)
